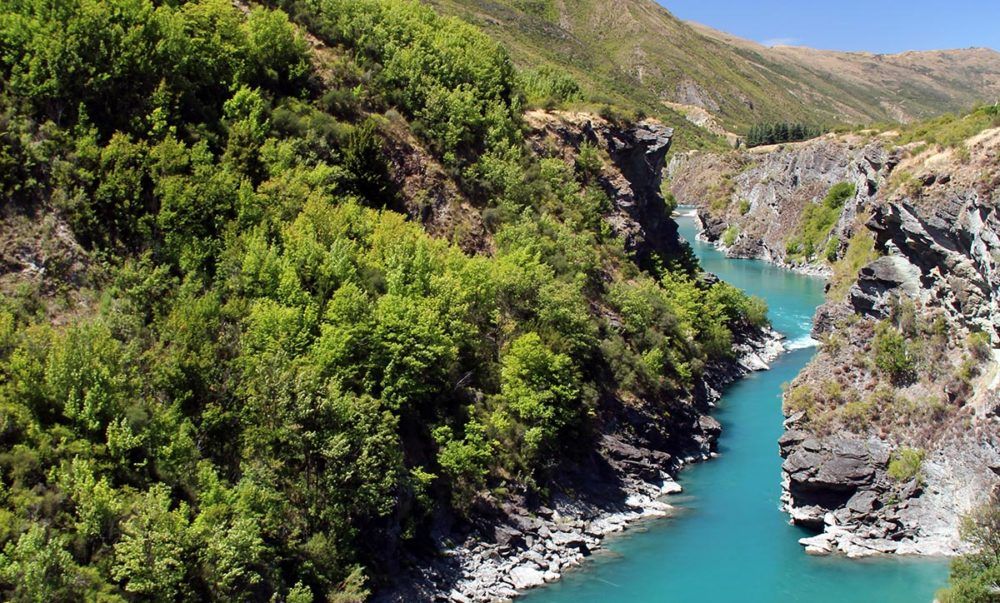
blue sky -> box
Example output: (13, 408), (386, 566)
(659, 1), (1000, 54)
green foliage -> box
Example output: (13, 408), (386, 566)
(518, 65), (583, 107)
(887, 447), (925, 482)
(722, 225), (739, 247)
(895, 104), (1000, 149)
(737, 198), (751, 215)
(434, 422), (493, 506)
(0, 525), (82, 603)
(938, 498), (1000, 603)
(828, 229), (879, 300)
(112, 485), (192, 601)
(785, 182), (855, 263)
(342, 119), (394, 206)
(873, 322), (917, 385)
(745, 122), (822, 148)
(494, 332), (583, 473)
(282, 0), (521, 168)
(783, 383), (815, 416)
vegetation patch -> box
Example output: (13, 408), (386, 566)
(722, 225), (740, 247)
(873, 322), (918, 385)
(887, 447), (926, 482)
(785, 182), (855, 263)
(895, 104), (1000, 149)
(827, 229), (879, 300)
(744, 122), (823, 148)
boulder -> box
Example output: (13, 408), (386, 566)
(508, 565), (546, 590)
(493, 526), (525, 550)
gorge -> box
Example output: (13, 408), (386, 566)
(518, 209), (951, 601)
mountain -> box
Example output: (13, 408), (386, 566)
(427, 0), (1000, 129)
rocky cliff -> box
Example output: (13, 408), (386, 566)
(667, 134), (893, 274)
(524, 110), (679, 265)
(670, 124), (1000, 559)
(784, 129), (1000, 557)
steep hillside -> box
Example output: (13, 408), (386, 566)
(0, 1), (771, 601)
(669, 108), (1000, 563)
(427, 0), (1000, 130)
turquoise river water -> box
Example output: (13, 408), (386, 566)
(522, 209), (949, 602)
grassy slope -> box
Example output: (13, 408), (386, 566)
(427, 0), (1000, 132)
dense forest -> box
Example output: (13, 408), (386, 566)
(0, 0), (767, 600)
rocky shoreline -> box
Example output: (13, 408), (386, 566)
(672, 130), (1000, 563)
(681, 208), (833, 279)
(378, 327), (785, 602)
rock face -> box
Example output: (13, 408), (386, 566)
(857, 197), (1000, 342)
(668, 135), (891, 273)
(525, 111), (678, 265)
(781, 425), (1000, 557)
(673, 127), (1000, 559)
(779, 129), (1000, 558)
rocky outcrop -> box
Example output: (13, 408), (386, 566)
(668, 134), (893, 273)
(780, 129), (1000, 558)
(781, 426), (1000, 558)
(525, 111), (678, 265)
(858, 196), (1000, 342)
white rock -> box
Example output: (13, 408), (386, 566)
(449, 590), (472, 603)
(660, 480), (683, 495)
(508, 565), (546, 590)
(799, 533), (834, 555)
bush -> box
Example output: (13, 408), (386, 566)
(968, 331), (992, 362)
(873, 322), (917, 385)
(828, 229), (879, 300)
(887, 447), (925, 482)
(722, 225), (739, 247)
(518, 66), (582, 107)
(784, 384), (815, 416)
(937, 497), (1000, 603)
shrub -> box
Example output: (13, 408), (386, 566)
(887, 447), (925, 482)
(518, 65), (582, 107)
(784, 384), (815, 416)
(968, 331), (992, 362)
(840, 398), (874, 431)
(828, 229), (879, 300)
(738, 198), (751, 215)
(873, 322), (917, 385)
(722, 225), (739, 247)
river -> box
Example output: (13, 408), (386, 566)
(521, 209), (949, 602)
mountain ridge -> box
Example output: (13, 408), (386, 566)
(428, 0), (1000, 130)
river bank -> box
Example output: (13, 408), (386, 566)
(378, 321), (784, 603)
(519, 210), (949, 603)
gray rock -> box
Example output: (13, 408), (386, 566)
(847, 490), (880, 516)
(508, 565), (546, 590)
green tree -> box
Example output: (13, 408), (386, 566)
(0, 525), (80, 603)
(112, 485), (191, 602)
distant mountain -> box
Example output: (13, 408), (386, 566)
(428, 0), (1000, 129)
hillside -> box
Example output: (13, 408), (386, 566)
(427, 0), (1000, 130)
(0, 0), (769, 601)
